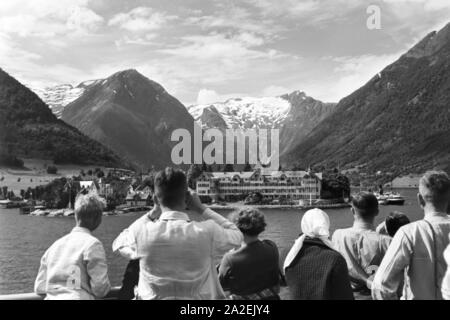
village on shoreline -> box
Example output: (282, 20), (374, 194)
(0, 158), (418, 217)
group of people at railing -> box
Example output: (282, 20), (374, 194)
(33, 168), (450, 300)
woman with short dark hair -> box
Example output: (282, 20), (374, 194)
(218, 208), (281, 300)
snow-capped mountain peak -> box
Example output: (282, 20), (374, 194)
(28, 80), (102, 118)
(188, 96), (292, 129)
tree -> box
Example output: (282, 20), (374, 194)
(47, 165), (58, 174)
(142, 175), (155, 191)
(243, 162), (252, 172)
(25, 187), (33, 200)
(187, 164), (203, 189)
(321, 173), (351, 200)
(2, 186), (8, 198)
(223, 164), (235, 173)
(96, 170), (105, 179)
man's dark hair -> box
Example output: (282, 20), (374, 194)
(351, 192), (379, 219)
(419, 171), (450, 206)
(385, 211), (410, 237)
(230, 208), (266, 236)
(154, 167), (187, 208)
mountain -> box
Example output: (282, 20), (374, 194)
(279, 91), (336, 155)
(188, 96), (292, 129)
(283, 23), (450, 175)
(188, 91), (335, 155)
(28, 80), (103, 118)
(0, 68), (124, 168)
(61, 69), (195, 169)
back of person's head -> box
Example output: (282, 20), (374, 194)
(74, 192), (105, 231)
(351, 192), (379, 221)
(154, 167), (187, 209)
(385, 211), (410, 237)
(419, 171), (450, 210)
(230, 208), (266, 237)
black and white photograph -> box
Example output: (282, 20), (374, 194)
(0, 0), (450, 309)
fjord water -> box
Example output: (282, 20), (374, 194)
(0, 189), (423, 295)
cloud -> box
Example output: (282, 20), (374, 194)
(321, 53), (403, 101)
(186, 5), (282, 38)
(261, 85), (293, 97)
(108, 7), (176, 32)
(66, 6), (104, 34)
(160, 32), (277, 61)
(1, 0), (449, 106)
(0, 0), (104, 37)
(196, 89), (245, 105)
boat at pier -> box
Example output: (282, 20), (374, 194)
(375, 193), (388, 205)
(63, 209), (75, 217)
(30, 208), (50, 216)
(375, 192), (405, 205)
(386, 193), (405, 205)
(48, 209), (65, 217)
(20, 205), (44, 215)
(0, 199), (11, 209)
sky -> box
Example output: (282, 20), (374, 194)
(0, 0), (449, 105)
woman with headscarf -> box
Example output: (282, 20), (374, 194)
(284, 208), (354, 300)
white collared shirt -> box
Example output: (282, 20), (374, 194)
(113, 208), (243, 300)
(332, 222), (392, 288)
(372, 214), (450, 300)
(440, 235), (450, 300)
(34, 227), (111, 300)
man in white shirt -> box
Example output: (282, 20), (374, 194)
(113, 167), (243, 300)
(443, 236), (450, 300)
(372, 171), (450, 300)
(332, 192), (391, 298)
(34, 193), (111, 300)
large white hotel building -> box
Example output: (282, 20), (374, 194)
(196, 165), (322, 203)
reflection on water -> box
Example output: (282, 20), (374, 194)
(0, 189), (422, 295)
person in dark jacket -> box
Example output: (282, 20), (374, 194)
(118, 259), (140, 300)
(284, 208), (354, 300)
(218, 208), (282, 300)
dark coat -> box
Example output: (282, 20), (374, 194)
(285, 237), (354, 300)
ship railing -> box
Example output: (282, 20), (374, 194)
(0, 287), (121, 300)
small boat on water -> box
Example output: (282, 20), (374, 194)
(20, 205), (46, 215)
(375, 193), (388, 205)
(31, 209), (50, 216)
(5, 200), (28, 209)
(0, 199), (12, 209)
(375, 192), (405, 205)
(386, 193), (405, 205)
(63, 209), (75, 217)
(48, 209), (65, 217)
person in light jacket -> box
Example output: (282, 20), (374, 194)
(113, 167), (243, 300)
(34, 193), (111, 300)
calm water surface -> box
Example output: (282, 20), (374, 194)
(0, 189), (422, 295)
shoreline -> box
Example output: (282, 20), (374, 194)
(207, 203), (351, 211)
